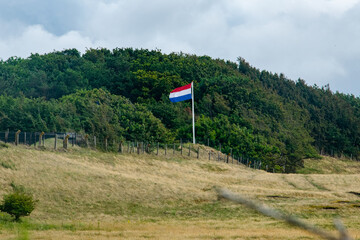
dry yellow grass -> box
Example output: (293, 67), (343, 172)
(0, 144), (360, 239)
(22, 221), (346, 240)
(300, 155), (360, 174)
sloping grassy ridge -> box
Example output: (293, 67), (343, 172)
(0, 144), (360, 239)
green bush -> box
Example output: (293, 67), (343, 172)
(0, 192), (36, 221)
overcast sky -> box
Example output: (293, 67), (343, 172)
(1, 0), (360, 95)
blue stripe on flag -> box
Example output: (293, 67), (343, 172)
(170, 93), (192, 103)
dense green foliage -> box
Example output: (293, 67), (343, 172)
(0, 48), (359, 172)
(0, 89), (172, 144)
(0, 192), (36, 221)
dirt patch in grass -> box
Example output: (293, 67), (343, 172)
(348, 191), (360, 197)
(310, 205), (339, 210)
(266, 195), (290, 199)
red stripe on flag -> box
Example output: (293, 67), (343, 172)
(170, 83), (192, 93)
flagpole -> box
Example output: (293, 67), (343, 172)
(192, 81), (195, 144)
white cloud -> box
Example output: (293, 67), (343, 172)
(0, 25), (96, 60)
(1, 0), (360, 94)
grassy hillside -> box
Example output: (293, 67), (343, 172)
(298, 156), (360, 174)
(2, 48), (360, 172)
(0, 144), (360, 239)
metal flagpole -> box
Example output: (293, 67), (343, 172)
(192, 81), (195, 144)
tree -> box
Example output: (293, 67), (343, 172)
(0, 192), (36, 221)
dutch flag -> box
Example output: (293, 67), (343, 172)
(169, 82), (192, 103)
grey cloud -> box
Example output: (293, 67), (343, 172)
(1, 0), (360, 94)
(0, 0), (83, 35)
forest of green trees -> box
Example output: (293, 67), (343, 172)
(0, 48), (359, 172)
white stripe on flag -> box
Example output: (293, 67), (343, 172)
(169, 88), (191, 99)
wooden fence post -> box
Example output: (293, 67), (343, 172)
(180, 139), (183, 155)
(188, 144), (191, 157)
(39, 132), (45, 147)
(173, 143), (175, 155)
(105, 138), (108, 151)
(218, 143), (221, 161)
(24, 132), (26, 145)
(94, 136), (97, 148)
(15, 130), (21, 146)
(157, 142), (159, 155)
(5, 129), (9, 143)
(197, 147), (200, 159)
(63, 134), (70, 149)
(85, 134), (89, 148)
(148, 142), (151, 154)
(54, 134), (57, 150)
(165, 144), (167, 156)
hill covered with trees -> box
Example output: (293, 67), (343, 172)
(0, 48), (359, 172)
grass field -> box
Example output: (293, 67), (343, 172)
(0, 144), (360, 239)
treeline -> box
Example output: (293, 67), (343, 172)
(0, 89), (171, 143)
(0, 48), (359, 172)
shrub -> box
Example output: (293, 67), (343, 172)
(0, 192), (36, 221)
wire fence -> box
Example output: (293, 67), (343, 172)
(0, 131), (265, 171)
(3, 131), (355, 173)
(1, 131), (87, 148)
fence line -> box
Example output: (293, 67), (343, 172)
(0, 131), (266, 171)
(3, 131), (357, 172)
(0, 131), (356, 159)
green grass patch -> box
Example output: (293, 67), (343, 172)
(0, 216), (98, 233)
(82, 199), (257, 221)
(281, 176), (302, 190)
(10, 182), (26, 193)
(304, 176), (330, 191)
(0, 142), (8, 149)
(0, 159), (16, 170)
